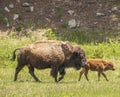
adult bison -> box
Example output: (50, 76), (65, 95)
(12, 40), (87, 82)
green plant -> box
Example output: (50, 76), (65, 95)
(3, 17), (8, 25)
(82, 41), (120, 59)
(58, 29), (92, 44)
(16, 24), (24, 31)
(0, 10), (4, 20)
(61, 22), (68, 29)
(92, 47), (104, 58)
(57, 12), (62, 19)
(45, 28), (57, 40)
(0, 13), (4, 20)
(56, 7), (63, 19)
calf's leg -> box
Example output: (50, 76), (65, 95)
(84, 69), (89, 81)
(98, 71), (101, 81)
(78, 68), (85, 81)
(101, 72), (109, 81)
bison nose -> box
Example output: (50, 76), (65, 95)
(81, 63), (87, 68)
(112, 68), (115, 71)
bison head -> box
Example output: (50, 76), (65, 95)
(104, 62), (115, 71)
(70, 46), (87, 70)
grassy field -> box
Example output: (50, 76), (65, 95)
(0, 35), (120, 97)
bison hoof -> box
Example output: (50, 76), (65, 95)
(58, 77), (63, 82)
(55, 80), (58, 83)
(36, 80), (41, 82)
(14, 79), (17, 81)
(54, 79), (58, 83)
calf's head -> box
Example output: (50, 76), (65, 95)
(71, 46), (87, 70)
(104, 62), (115, 71)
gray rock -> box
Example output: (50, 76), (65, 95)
(9, 4), (14, 8)
(4, 7), (10, 12)
(6, 22), (10, 27)
(46, 18), (51, 22)
(13, 14), (19, 20)
(22, 2), (30, 7)
(111, 7), (118, 11)
(16, 0), (20, 3)
(99, 4), (102, 7)
(30, 6), (34, 12)
(110, 14), (118, 21)
(118, 23), (120, 27)
(68, 10), (74, 15)
(68, 19), (76, 28)
(96, 12), (105, 16)
(4, 17), (8, 21)
(108, 10), (112, 13)
(4, 17), (10, 27)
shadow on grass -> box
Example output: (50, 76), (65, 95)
(13, 79), (79, 84)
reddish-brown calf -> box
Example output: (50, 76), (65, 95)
(78, 59), (115, 81)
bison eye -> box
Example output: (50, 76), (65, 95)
(108, 64), (113, 68)
(73, 52), (79, 56)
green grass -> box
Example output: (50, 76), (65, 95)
(0, 35), (120, 97)
(45, 28), (120, 44)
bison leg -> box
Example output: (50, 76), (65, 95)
(101, 72), (109, 81)
(28, 66), (41, 82)
(14, 64), (24, 81)
(58, 67), (66, 82)
(50, 66), (58, 82)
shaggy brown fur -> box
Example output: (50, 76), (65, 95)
(78, 59), (115, 81)
(12, 40), (87, 82)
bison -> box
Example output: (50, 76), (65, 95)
(12, 40), (87, 82)
(78, 59), (115, 81)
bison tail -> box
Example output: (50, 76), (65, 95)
(11, 48), (21, 61)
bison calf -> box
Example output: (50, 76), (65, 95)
(78, 59), (115, 81)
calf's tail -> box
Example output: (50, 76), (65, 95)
(12, 48), (21, 61)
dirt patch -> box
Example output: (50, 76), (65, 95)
(0, 0), (120, 33)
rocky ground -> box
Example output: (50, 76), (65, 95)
(0, 0), (120, 33)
